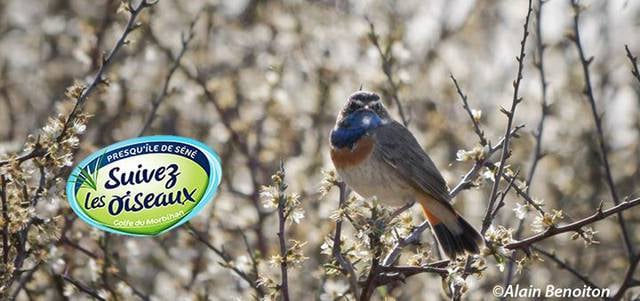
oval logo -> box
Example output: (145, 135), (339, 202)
(66, 136), (222, 236)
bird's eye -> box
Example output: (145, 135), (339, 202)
(348, 102), (359, 111)
(371, 103), (381, 110)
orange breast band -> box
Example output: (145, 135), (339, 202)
(330, 136), (375, 168)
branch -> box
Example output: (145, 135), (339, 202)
(532, 245), (600, 289)
(275, 162), (290, 301)
(484, 161), (546, 216)
(185, 223), (264, 297)
(1, 175), (8, 265)
(624, 45), (640, 85)
(506, 197), (640, 250)
(570, 0), (633, 258)
(61, 274), (106, 301)
(612, 254), (640, 299)
(139, 15), (197, 135)
(506, 0), (550, 283)
(450, 75), (487, 146)
(452, 3), (533, 298)
(331, 182), (358, 296)
(527, 0), (550, 193)
(483, 0), (533, 234)
(360, 240), (381, 300)
(488, 169), (520, 223)
(0, 0), (153, 167)
(8, 262), (42, 301)
(362, 264), (448, 288)
(394, 197), (640, 288)
(59, 0), (154, 140)
(366, 19), (409, 126)
(0, 146), (45, 167)
(450, 125), (524, 197)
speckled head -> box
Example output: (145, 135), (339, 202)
(336, 91), (391, 123)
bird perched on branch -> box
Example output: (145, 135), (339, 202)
(330, 91), (483, 258)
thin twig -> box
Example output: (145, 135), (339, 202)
(240, 230), (260, 285)
(485, 161), (546, 216)
(186, 222), (264, 296)
(139, 15), (197, 135)
(483, 0), (533, 234)
(275, 161), (291, 301)
(450, 75), (487, 146)
(363, 264), (448, 288)
(624, 45), (640, 85)
(360, 226), (383, 300)
(61, 274), (107, 301)
(504, 1), (549, 282)
(1, 176), (8, 265)
(526, 0), (550, 195)
(449, 125), (524, 197)
(366, 19), (409, 126)
(60, 0), (155, 140)
(331, 182), (358, 296)
(532, 245), (600, 289)
(389, 200), (415, 220)
(506, 197), (640, 250)
(490, 169), (521, 221)
(9, 262), (42, 301)
(612, 253), (640, 300)
(452, 3), (533, 299)
(570, 0), (633, 258)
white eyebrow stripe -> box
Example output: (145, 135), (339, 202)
(364, 100), (380, 107)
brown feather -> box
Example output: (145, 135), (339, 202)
(330, 136), (375, 168)
(372, 121), (452, 206)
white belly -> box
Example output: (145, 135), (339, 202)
(336, 154), (416, 207)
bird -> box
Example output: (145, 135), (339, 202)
(329, 90), (484, 259)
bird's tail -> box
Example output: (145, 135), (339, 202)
(419, 200), (484, 259)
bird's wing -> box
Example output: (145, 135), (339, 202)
(372, 121), (451, 204)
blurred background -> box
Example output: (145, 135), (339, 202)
(1, 0), (639, 300)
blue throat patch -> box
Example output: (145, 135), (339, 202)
(331, 110), (383, 149)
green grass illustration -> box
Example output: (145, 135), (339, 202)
(72, 153), (103, 191)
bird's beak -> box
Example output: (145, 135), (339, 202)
(356, 106), (374, 113)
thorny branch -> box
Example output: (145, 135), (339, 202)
(60, 0), (156, 142)
(506, 197), (640, 250)
(331, 182), (359, 296)
(275, 162), (291, 301)
(186, 223), (265, 297)
(570, 0), (634, 259)
(482, 0), (533, 235)
(450, 75), (487, 146)
(1, 176), (8, 266)
(366, 19), (409, 126)
(532, 245), (600, 289)
(505, 0), (550, 286)
(139, 15), (198, 135)
(626, 45), (640, 85)
(61, 273), (107, 301)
